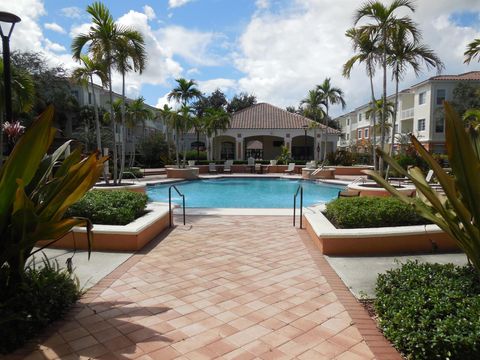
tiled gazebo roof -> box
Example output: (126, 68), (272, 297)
(429, 71), (480, 81)
(230, 103), (340, 134)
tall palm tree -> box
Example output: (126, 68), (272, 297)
(464, 38), (480, 64)
(203, 108), (231, 161)
(71, 55), (109, 177)
(167, 78), (202, 106)
(344, 27), (380, 169)
(0, 61), (35, 161)
(113, 34), (146, 182)
(72, 2), (145, 184)
(300, 89), (325, 161)
(317, 78), (346, 161)
(366, 99), (395, 136)
(388, 23), (443, 161)
(354, 0), (418, 173)
(158, 104), (175, 161)
(126, 97), (154, 167)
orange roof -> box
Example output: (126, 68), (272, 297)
(429, 71), (480, 81)
(230, 103), (340, 134)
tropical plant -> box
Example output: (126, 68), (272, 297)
(464, 38), (480, 65)
(344, 27), (380, 170)
(203, 107), (231, 161)
(126, 97), (154, 167)
(72, 2), (146, 185)
(158, 104), (175, 161)
(2, 121), (25, 154)
(168, 78), (202, 107)
(366, 98), (394, 136)
(276, 145), (291, 165)
(354, 0), (419, 174)
(387, 22), (443, 164)
(0, 106), (106, 290)
(316, 78), (346, 161)
(366, 102), (480, 273)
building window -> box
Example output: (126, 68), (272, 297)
(436, 89), (446, 105)
(435, 117), (444, 133)
(358, 129), (362, 139)
(347, 118), (350, 126)
(358, 113), (362, 122)
(394, 124), (399, 134)
(346, 133), (350, 140)
(417, 118), (426, 131)
(364, 128), (369, 139)
(88, 92), (92, 105)
(419, 91), (426, 105)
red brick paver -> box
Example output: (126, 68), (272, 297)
(10, 216), (401, 359)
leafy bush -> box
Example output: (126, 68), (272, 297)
(67, 190), (147, 225)
(375, 261), (480, 360)
(185, 150), (207, 160)
(324, 197), (429, 228)
(0, 259), (80, 354)
(326, 150), (354, 166)
(138, 132), (171, 167)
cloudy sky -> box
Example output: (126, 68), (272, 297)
(1, 0), (479, 116)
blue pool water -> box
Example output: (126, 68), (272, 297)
(147, 178), (343, 208)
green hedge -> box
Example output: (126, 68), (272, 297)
(67, 190), (148, 225)
(375, 261), (480, 359)
(324, 196), (429, 228)
(0, 260), (80, 354)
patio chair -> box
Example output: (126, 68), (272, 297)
(255, 163), (262, 174)
(223, 160), (233, 174)
(208, 163), (217, 174)
(284, 162), (296, 174)
(247, 157), (255, 173)
(188, 160), (196, 167)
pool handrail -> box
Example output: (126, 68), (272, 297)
(169, 185), (186, 227)
(293, 184), (303, 228)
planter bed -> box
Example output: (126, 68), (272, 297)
(93, 182), (146, 194)
(37, 203), (170, 251)
(304, 207), (458, 256)
(331, 165), (373, 176)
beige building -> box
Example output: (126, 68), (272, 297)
(336, 71), (480, 154)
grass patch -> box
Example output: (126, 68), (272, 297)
(375, 261), (480, 359)
(67, 190), (148, 225)
(324, 196), (429, 228)
(0, 259), (81, 354)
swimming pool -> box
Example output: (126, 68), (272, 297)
(147, 178), (343, 208)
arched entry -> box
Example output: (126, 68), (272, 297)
(212, 135), (236, 160)
(244, 136), (284, 160)
(246, 140), (263, 159)
(291, 135), (314, 160)
(221, 141), (235, 160)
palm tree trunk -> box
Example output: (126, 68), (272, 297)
(380, 33), (387, 176)
(196, 130), (200, 161)
(175, 128), (180, 167)
(90, 75), (109, 184)
(323, 105), (329, 162)
(108, 64), (118, 185)
(0, 110), (4, 164)
(119, 73), (126, 183)
(386, 74), (400, 179)
(368, 70), (377, 171)
(182, 132), (187, 168)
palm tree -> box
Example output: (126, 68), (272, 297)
(0, 61), (35, 161)
(71, 55), (109, 178)
(300, 89), (326, 161)
(203, 108), (231, 161)
(366, 99), (395, 136)
(388, 23), (443, 161)
(72, 2), (145, 184)
(126, 97), (154, 167)
(344, 27), (380, 170)
(354, 0), (418, 173)
(317, 78), (346, 161)
(464, 38), (480, 64)
(158, 104), (175, 161)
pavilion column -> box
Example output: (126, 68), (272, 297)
(236, 133), (243, 161)
(314, 132), (321, 161)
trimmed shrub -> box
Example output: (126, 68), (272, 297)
(324, 196), (429, 228)
(67, 190), (148, 225)
(185, 150), (207, 160)
(375, 261), (480, 360)
(0, 259), (81, 354)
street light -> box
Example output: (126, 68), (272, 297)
(302, 124), (308, 161)
(316, 143), (320, 160)
(0, 12), (21, 122)
(0, 11), (21, 157)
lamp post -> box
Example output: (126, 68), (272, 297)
(302, 125), (308, 161)
(0, 11), (21, 159)
(316, 143), (320, 161)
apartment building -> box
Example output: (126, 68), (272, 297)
(71, 83), (165, 155)
(336, 71), (480, 154)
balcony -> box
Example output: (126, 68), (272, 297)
(400, 107), (414, 120)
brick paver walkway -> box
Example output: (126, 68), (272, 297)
(13, 216), (401, 360)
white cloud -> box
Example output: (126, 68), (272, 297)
(156, 93), (176, 108)
(69, 22), (91, 38)
(44, 38), (66, 52)
(255, 0), (270, 9)
(197, 78), (237, 94)
(44, 22), (66, 34)
(61, 6), (82, 19)
(168, 0), (193, 9)
(234, 0), (480, 116)
(143, 5), (156, 20)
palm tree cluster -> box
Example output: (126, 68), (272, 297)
(161, 79), (231, 167)
(343, 0), (444, 173)
(71, 1), (147, 184)
(297, 78), (346, 161)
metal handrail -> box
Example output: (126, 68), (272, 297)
(169, 185), (186, 227)
(293, 184), (303, 228)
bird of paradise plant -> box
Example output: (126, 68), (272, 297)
(0, 105), (106, 289)
(366, 102), (480, 274)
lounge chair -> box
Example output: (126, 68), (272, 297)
(247, 157), (255, 173)
(255, 163), (262, 174)
(208, 163), (217, 174)
(223, 160), (233, 174)
(284, 162), (296, 174)
(188, 160), (196, 167)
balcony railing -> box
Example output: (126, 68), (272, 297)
(400, 107), (414, 120)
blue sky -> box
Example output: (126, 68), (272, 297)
(2, 0), (480, 116)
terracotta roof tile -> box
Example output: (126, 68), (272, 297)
(230, 103), (339, 134)
(429, 71), (480, 81)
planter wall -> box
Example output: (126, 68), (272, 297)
(304, 210), (458, 256)
(166, 167), (199, 179)
(332, 166), (373, 176)
(37, 203), (169, 251)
